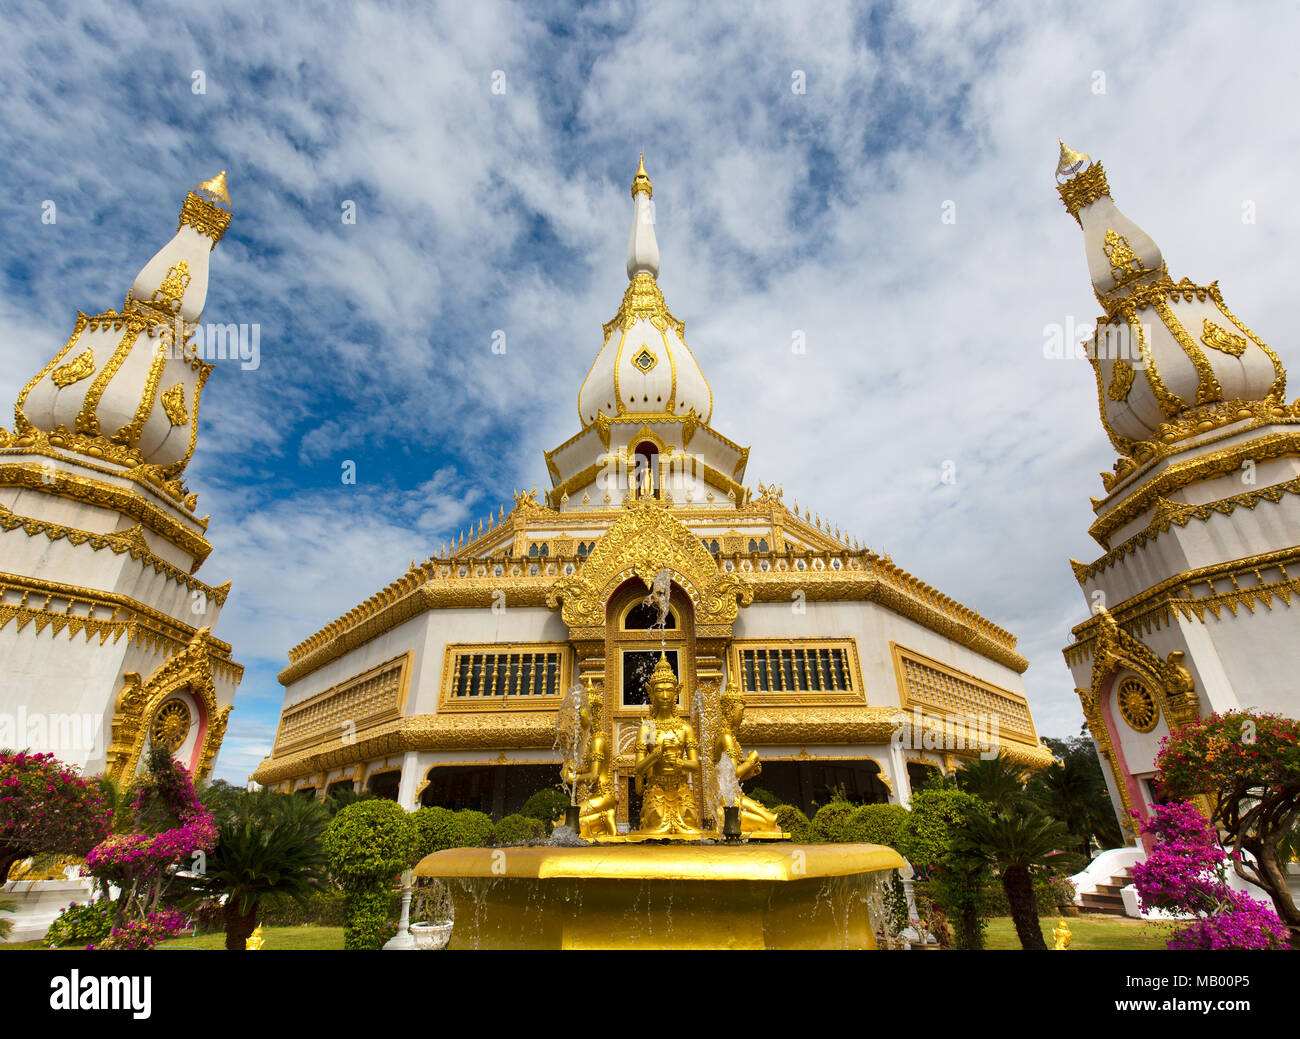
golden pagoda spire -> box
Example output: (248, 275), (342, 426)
(1055, 139), (1091, 182)
(631, 153), (653, 198)
(197, 170), (232, 209)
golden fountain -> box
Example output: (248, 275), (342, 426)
(415, 652), (905, 949)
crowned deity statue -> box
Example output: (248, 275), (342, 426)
(562, 677), (617, 839)
(634, 654), (703, 837)
(711, 680), (784, 837)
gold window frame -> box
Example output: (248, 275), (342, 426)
(890, 642), (1037, 744)
(438, 642), (572, 712)
(727, 637), (865, 706)
(272, 652), (412, 756)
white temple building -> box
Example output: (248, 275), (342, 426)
(0, 174), (242, 786)
(253, 158), (1053, 823)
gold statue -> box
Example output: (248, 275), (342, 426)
(1052, 918), (1071, 950)
(634, 655), (703, 837)
(246, 924), (264, 950)
(712, 681), (784, 837)
(563, 677), (617, 838)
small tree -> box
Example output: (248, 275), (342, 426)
(1155, 712), (1300, 948)
(192, 789), (330, 950)
(322, 800), (416, 950)
(897, 787), (990, 949)
(0, 751), (112, 883)
(1131, 801), (1289, 950)
(956, 803), (1074, 951)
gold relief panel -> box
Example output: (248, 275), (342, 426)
(437, 642), (571, 712)
(890, 642), (1037, 744)
(1116, 676), (1159, 733)
(727, 638), (865, 707)
(273, 652), (411, 756)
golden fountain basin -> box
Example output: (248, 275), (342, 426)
(414, 842), (905, 950)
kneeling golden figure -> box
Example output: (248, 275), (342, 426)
(712, 682), (785, 837)
(563, 678), (617, 839)
(634, 655), (703, 837)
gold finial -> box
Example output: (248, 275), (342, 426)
(1056, 140), (1091, 182)
(197, 170), (232, 209)
(631, 154), (653, 199)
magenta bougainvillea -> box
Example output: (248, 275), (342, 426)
(1131, 801), (1289, 951)
(84, 748), (215, 946)
(0, 751), (112, 883)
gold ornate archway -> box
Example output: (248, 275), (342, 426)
(104, 627), (233, 785)
(546, 496), (752, 642)
(1076, 609), (1202, 836)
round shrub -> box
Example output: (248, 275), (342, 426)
(455, 810), (494, 849)
(45, 900), (114, 947)
(322, 800), (417, 882)
(519, 788), (570, 831)
(844, 803), (909, 847)
(411, 807), (460, 860)
(493, 813), (546, 845)
(774, 804), (811, 842)
(810, 800), (858, 842)
(749, 788), (781, 811)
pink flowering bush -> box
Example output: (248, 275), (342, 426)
(84, 747), (215, 944)
(0, 751), (112, 883)
(1131, 801), (1290, 950)
(95, 909), (188, 950)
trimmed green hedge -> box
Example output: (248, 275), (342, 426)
(843, 803), (908, 847)
(809, 800), (857, 842)
(411, 807), (495, 860)
(774, 804), (811, 842)
(494, 813), (546, 845)
(519, 789), (570, 831)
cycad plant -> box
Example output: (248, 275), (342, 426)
(192, 790), (330, 950)
(955, 804), (1074, 950)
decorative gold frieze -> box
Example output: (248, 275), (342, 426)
(890, 643), (1036, 743)
(0, 504), (227, 601)
(177, 190), (232, 242)
(272, 653), (410, 757)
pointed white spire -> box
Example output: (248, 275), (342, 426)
(626, 154), (660, 280)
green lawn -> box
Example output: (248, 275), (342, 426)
(159, 926), (344, 950)
(983, 914), (1174, 950)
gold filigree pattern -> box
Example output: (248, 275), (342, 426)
(601, 273), (686, 343)
(1107, 356), (1135, 402)
(177, 190), (232, 242)
(151, 699), (192, 752)
(1200, 319), (1247, 357)
(1104, 229), (1146, 285)
(1151, 295), (1221, 407)
(14, 313), (88, 435)
(146, 261), (191, 317)
(1057, 162), (1110, 222)
(1116, 678), (1158, 732)
(51, 349), (96, 388)
(160, 383), (188, 426)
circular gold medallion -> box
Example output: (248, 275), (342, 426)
(1117, 678), (1158, 733)
(151, 699), (192, 752)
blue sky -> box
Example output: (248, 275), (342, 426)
(2, 1), (1298, 783)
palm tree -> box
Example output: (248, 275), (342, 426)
(193, 790), (330, 950)
(956, 804), (1074, 950)
(953, 753), (1026, 813)
(1029, 754), (1120, 857)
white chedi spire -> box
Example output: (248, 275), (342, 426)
(626, 154), (659, 280)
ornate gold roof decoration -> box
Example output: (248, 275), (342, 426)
(160, 383), (189, 426)
(1057, 161), (1109, 223)
(51, 348), (95, 388)
(631, 153), (653, 198)
(178, 171), (232, 243)
(602, 272), (686, 343)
